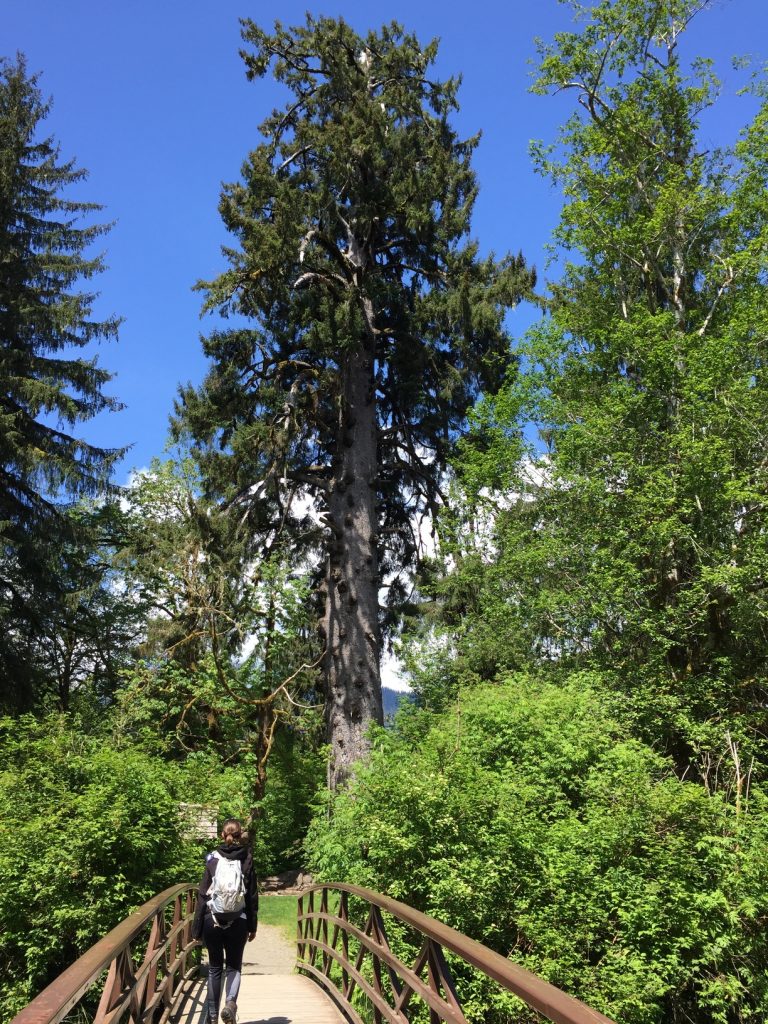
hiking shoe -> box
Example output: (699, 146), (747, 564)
(221, 1001), (237, 1024)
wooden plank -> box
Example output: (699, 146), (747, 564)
(172, 925), (347, 1024)
(173, 975), (346, 1024)
(237, 974), (346, 1023)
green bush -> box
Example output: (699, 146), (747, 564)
(113, 661), (326, 877)
(0, 715), (202, 1018)
(305, 676), (768, 1024)
(249, 735), (326, 875)
(174, 742), (325, 876)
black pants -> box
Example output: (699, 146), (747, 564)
(203, 914), (248, 1020)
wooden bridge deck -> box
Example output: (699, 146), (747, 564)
(173, 924), (345, 1024)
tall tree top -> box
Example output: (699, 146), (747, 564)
(0, 54), (122, 505)
(183, 16), (532, 538)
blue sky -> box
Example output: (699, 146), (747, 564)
(5, 0), (766, 483)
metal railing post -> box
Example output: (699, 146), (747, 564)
(295, 882), (617, 1024)
(11, 884), (200, 1024)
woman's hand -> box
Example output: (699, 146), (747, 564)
(248, 931), (257, 942)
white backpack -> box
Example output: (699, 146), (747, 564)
(207, 852), (245, 926)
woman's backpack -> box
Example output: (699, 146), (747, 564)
(207, 852), (246, 927)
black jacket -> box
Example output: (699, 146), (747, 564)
(191, 843), (258, 939)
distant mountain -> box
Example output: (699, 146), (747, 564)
(382, 686), (411, 721)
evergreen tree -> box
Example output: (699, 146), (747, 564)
(176, 17), (533, 786)
(0, 55), (123, 709)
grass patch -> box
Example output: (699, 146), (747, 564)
(258, 894), (298, 943)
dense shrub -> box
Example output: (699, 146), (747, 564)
(113, 661), (326, 876)
(305, 676), (768, 1024)
(249, 735), (326, 875)
(0, 715), (201, 1017)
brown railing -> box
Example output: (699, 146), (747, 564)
(297, 883), (616, 1024)
(11, 883), (199, 1024)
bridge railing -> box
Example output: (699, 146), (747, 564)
(297, 883), (616, 1024)
(10, 883), (199, 1024)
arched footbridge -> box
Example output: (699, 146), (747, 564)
(11, 882), (615, 1024)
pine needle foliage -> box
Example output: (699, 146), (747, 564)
(0, 55), (123, 708)
(175, 17), (534, 785)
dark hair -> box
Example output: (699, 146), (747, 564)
(221, 818), (243, 846)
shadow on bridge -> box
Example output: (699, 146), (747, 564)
(172, 972), (295, 1024)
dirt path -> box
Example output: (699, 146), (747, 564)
(241, 923), (296, 975)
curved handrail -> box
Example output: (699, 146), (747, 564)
(11, 883), (199, 1024)
(297, 883), (616, 1024)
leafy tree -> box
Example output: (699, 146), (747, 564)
(31, 502), (144, 710)
(118, 456), (323, 816)
(176, 17), (534, 787)
(121, 457), (246, 670)
(419, 0), (768, 770)
(0, 714), (201, 1018)
(306, 677), (768, 1024)
(0, 55), (123, 709)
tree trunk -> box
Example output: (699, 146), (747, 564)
(249, 702), (276, 823)
(323, 336), (383, 789)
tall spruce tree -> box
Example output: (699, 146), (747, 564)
(177, 17), (533, 787)
(0, 55), (122, 709)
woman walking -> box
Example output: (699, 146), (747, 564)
(192, 818), (257, 1024)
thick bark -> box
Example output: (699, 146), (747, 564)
(323, 336), (383, 790)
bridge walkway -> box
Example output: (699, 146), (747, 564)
(173, 923), (345, 1024)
